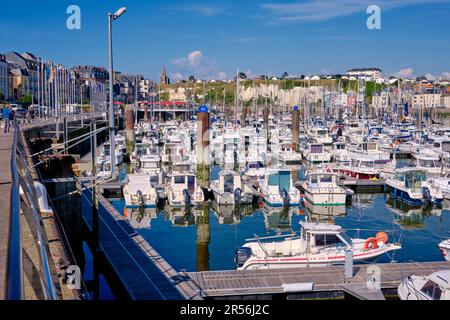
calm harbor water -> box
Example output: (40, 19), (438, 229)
(110, 193), (450, 272)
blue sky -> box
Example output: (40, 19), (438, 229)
(1, 0), (449, 80)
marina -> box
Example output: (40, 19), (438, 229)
(1, 1), (450, 306)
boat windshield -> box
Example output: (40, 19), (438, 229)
(314, 233), (346, 247)
(421, 280), (442, 300)
(137, 148), (149, 156)
(418, 159), (439, 168)
(338, 232), (353, 246)
(249, 162), (264, 169)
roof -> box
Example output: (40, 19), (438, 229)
(428, 270), (450, 289)
(300, 221), (342, 232)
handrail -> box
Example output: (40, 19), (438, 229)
(6, 121), (23, 299)
(5, 121), (60, 300)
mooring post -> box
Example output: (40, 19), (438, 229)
(345, 249), (354, 279)
(63, 117), (68, 154)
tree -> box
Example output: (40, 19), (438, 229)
(281, 72), (289, 79)
(82, 98), (89, 105)
(237, 72), (247, 80)
(188, 75), (196, 82)
(0, 91), (4, 102)
(20, 94), (33, 106)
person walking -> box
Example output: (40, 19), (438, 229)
(3, 105), (11, 133)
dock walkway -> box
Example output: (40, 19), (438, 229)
(187, 261), (450, 299)
(0, 128), (14, 299)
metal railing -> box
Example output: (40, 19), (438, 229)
(5, 121), (60, 300)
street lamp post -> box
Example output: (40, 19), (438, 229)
(108, 7), (126, 178)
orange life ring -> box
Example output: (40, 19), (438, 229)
(123, 207), (128, 218)
(364, 237), (378, 250)
(376, 231), (388, 244)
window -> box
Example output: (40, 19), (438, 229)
(268, 174), (279, 186)
(320, 175), (333, 183)
(315, 234), (343, 246)
(421, 280), (442, 300)
(174, 176), (185, 184)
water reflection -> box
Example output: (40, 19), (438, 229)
(125, 207), (158, 229)
(196, 205), (210, 272)
(304, 201), (347, 223)
(386, 195), (442, 230)
(262, 205), (299, 231)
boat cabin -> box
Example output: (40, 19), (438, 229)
(393, 169), (427, 189)
(299, 221), (352, 250)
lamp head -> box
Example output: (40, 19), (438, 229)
(113, 7), (127, 20)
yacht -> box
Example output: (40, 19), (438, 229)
(411, 149), (443, 176)
(339, 155), (381, 180)
(385, 168), (443, 206)
(301, 171), (348, 206)
(304, 144), (331, 164)
(210, 170), (253, 205)
(123, 174), (158, 208)
(279, 141), (303, 165)
(166, 172), (205, 206)
(259, 168), (300, 207)
(235, 221), (401, 270)
(439, 239), (450, 261)
(398, 270), (450, 300)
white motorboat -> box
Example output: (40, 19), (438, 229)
(242, 156), (266, 180)
(339, 155), (381, 180)
(115, 134), (127, 153)
(385, 168), (443, 206)
(131, 142), (151, 165)
(139, 154), (162, 175)
(301, 171), (348, 206)
(279, 141), (303, 165)
(123, 174), (158, 208)
(259, 168), (300, 207)
(166, 172), (205, 206)
(210, 170), (253, 205)
(439, 239), (450, 261)
(304, 143), (331, 164)
(398, 270), (450, 300)
(235, 221), (401, 270)
(411, 149), (443, 176)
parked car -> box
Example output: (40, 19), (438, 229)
(14, 108), (28, 119)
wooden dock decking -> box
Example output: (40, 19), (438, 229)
(187, 261), (450, 299)
(81, 188), (202, 300)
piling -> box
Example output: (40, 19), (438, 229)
(196, 205), (210, 272)
(143, 104), (148, 122)
(241, 106), (248, 128)
(263, 106), (269, 142)
(196, 105), (210, 165)
(292, 105), (300, 151)
(125, 108), (135, 146)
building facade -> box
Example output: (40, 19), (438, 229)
(412, 93), (444, 109)
(346, 68), (382, 80)
(0, 54), (8, 100)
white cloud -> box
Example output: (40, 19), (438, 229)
(170, 50), (227, 80)
(391, 68), (415, 79)
(261, 0), (449, 23)
(425, 73), (437, 81)
(441, 72), (450, 80)
(176, 5), (226, 17)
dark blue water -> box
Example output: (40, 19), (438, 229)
(110, 193), (450, 272)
